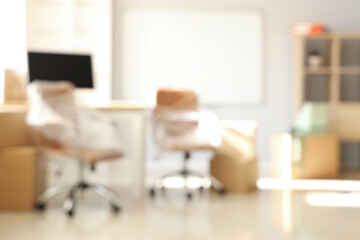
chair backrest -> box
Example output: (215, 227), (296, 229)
(27, 80), (124, 162)
(4, 69), (27, 102)
(153, 88), (221, 152)
(28, 80), (76, 118)
(155, 88), (198, 112)
(26, 81), (78, 148)
(153, 88), (200, 143)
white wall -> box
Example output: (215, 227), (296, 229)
(26, 0), (113, 102)
(0, 0), (27, 103)
(113, 0), (360, 161)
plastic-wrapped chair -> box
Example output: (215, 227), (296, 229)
(26, 80), (122, 216)
(150, 88), (226, 199)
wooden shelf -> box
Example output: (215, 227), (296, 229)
(339, 67), (360, 74)
(295, 33), (360, 40)
(339, 100), (360, 104)
(295, 33), (333, 39)
(305, 67), (332, 74)
(340, 170), (360, 180)
(304, 66), (360, 75)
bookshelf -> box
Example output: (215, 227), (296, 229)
(294, 33), (360, 170)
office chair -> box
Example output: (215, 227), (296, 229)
(149, 88), (226, 199)
(26, 81), (122, 216)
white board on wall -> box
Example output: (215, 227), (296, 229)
(122, 9), (264, 105)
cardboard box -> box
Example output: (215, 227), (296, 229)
(218, 120), (256, 159)
(4, 69), (27, 102)
(0, 111), (33, 147)
(211, 155), (257, 192)
(270, 133), (339, 179)
(0, 146), (45, 210)
(293, 135), (339, 179)
(210, 121), (258, 192)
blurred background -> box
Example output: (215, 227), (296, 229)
(1, 0), (360, 239)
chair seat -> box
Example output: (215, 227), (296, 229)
(164, 131), (218, 152)
(38, 146), (123, 164)
(36, 134), (123, 164)
(158, 111), (221, 152)
(166, 143), (217, 152)
(83, 150), (123, 164)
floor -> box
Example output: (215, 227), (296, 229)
(1, 188), (360, 240)
(2, 152), (360, 240)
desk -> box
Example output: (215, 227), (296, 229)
(0, 100), (147, 200)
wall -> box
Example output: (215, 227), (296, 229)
(113, 0), (360, 161)
(0, 0), (27, 103)
(26, 0), (113, 102)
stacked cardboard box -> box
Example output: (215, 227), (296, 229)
(0, 110), (32, 147)
(0, 147), (46, 209)
(0, 110), (45, 210)
(210, 120), (258, 192)
(4, 69), (27, 102)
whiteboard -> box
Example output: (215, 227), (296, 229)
(122, 10), (264, 105)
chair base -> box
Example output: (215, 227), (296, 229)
(150, 151), (226, 199)
(149, 169), (226, 200)
(34, 181), (121, 217)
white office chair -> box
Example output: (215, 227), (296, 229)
(26, 80), (122, 217)
(150, 88), (226, 199)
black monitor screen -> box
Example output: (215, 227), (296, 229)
(28, 52), (93, 88)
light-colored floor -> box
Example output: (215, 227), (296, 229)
(1, 188), (360, 240)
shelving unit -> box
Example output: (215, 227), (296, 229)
(294, 33), (360, 171)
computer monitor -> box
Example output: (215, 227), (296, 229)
(27, 51), (93, 88)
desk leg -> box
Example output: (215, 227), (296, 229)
(107, 110), (146, 200)
(129, 111), (145, 199)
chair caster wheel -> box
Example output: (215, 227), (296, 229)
(218, 188), (226, 195)
(149, 188), (156, 198)
(112, 205), (121, 213)
(67, 210), (74, 217)
(35, 202), (46, 210)
(186, 192), (193, 200)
